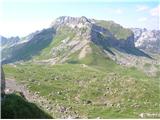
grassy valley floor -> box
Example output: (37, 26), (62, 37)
(3, 62), (160, 118)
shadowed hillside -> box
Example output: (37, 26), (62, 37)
(1, 93), (52, 119)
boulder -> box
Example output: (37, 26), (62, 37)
(86, 100), (92, 104)
(1, 66), (5, 98)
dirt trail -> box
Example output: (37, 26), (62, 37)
(5, 79), (33, 100)
(5, 79), (57, 116)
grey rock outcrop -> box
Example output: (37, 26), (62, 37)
(91, 24), (135, 49)
(1, 36), (20, 46)
(131, 28), (160, 53)
(1, 66), (5, 97)
(51, 16), (93, 29)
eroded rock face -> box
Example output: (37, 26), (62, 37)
(91, 24), (135, 49)
(1, 66), (5, 97)
(0, 36), (20, 48)
(131, 28), (160, 53)
(51, 16), (93, 30)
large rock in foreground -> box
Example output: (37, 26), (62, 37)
(1, 66), (5, 97)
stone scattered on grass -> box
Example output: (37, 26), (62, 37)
(86, 100), (92, 104)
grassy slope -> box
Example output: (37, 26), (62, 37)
(33, 26), (76, 60)
(2, 29), (54, 63)
(3, 55), (160, 118)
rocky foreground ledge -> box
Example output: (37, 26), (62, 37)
(4, 79), (81, 118)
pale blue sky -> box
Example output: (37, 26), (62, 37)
(0, 0), (159, 37)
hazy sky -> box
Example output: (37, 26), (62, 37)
(0, 0), (159, 37)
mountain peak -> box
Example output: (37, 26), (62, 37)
(79, 16), (90, 22)
(55, 16), (90, 22)
(51, 16), (92, 28)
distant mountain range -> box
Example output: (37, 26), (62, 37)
(1, 16), (159, 64)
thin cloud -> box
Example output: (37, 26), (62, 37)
(115, 9), (124, 14)
(136, 5), (149, 12)
(150, 5), (160, 16)
(0, 20), (50, 37)
(138, 17), (147, 22)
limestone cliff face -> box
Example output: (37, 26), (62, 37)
(0, 36), (20, 48)
(91, 23), (135, 49)
(131, 28), (160, 53)
(51, 16), (135, 49)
